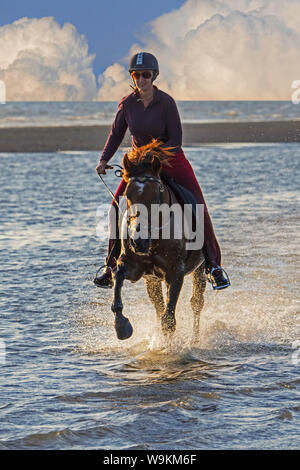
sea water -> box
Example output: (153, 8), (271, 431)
(0, 103), (299, 449)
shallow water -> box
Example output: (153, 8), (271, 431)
(0, 143), (299, 449)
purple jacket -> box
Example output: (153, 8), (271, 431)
(99, 86), (182, 163)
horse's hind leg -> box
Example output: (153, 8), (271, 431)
(145, 278), (165, 323)
(111, 264), (133, 340)
(190, 262), (206, 344)
(161, 267), (184, 335)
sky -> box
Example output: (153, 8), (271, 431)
(0, 0), (300, 100)
(0, 0), (185, 79)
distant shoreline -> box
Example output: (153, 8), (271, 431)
(0, 121), (300, 152)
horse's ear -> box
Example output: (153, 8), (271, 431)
(123, 153), (131, 172)
(152, 155), (161, 175)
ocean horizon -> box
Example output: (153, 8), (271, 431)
(0, 100), (299, 128)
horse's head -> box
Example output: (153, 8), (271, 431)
(121, 139), (175, 255)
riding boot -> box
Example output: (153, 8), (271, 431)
(203, 244), (231, 290)
(93, 269), (113, 288)
(93, 238), (121, 288)
(93, 191), (123, 289)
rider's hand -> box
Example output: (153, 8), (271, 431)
(96, 161), (113, 175)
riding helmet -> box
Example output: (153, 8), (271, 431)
(129, 52), (159, 81)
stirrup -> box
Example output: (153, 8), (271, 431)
(209, 266), (231, 290)
(93, 264), (113, 289)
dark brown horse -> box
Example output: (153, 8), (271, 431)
(111, 140), (206, 341)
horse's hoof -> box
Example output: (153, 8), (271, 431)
(114, 314), (133, 340)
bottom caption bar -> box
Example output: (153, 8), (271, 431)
(102, 451), (198, 466)
(4, 450), (271, 465)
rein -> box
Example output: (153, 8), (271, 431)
(98, 169), (173, 235)
(98, 165), (123, 209)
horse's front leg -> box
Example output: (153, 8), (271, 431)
(161, 266), (184, 336)
(111, 264), (133, 340)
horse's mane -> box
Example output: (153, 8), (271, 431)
(122, 139), (175, 181)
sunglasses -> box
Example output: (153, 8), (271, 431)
(132, 71), (152, 80)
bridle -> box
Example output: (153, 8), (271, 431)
(128, 175), (165, 204)
(125, 175), (172, 240)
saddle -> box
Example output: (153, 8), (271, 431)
(160, 172), (198, 231)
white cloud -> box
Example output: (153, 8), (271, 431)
(0, 16), (97, 100)
(96, 63), (130, 101)
(1, 2), (300, 100)
(98, 0), (300, 100)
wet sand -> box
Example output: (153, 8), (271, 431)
(0, 121), (300, 152)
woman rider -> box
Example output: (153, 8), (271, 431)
(95, 52), (230, 290)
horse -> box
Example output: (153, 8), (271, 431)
(110, 140), (206, 342)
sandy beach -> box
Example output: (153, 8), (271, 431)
(0, 121), (300, 152)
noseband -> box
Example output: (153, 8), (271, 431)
(128, 176), (164, 204)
